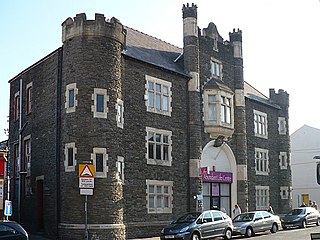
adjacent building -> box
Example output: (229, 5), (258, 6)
(291, 125), (320, 208)
(8, 4), (291, 239)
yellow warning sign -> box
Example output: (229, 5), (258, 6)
(79, 164), (95, 178)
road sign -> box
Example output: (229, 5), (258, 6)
(80, 189), (93, 195)
(79, 164), (95, 178)
(4, 200), (12, 216)
(79, 178), (94, 188)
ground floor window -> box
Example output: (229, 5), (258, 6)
(255, 186), (269, 210)
(203, 182), (231, 216)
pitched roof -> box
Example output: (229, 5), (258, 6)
(123, 27), (189, 77)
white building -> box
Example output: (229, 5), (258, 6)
(291, 125), (320, 208)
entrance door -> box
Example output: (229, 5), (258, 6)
(36, 180), (44, 230)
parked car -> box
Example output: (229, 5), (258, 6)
(0, 221), (28, 239)
(281, 207), (320, 229)
(160, 210), (233, 240)
(232, 210), (281, 237)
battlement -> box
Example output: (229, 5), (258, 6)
(61, 13), (127, 46)
(182, 3), (197, 19)
(229, 28), (242, 42)
(270, 88), (290, 107)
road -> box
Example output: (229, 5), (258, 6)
(230, 225), (320, 239)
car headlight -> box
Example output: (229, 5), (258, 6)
(161, 228), (164, 234)
(179, 226), (189, 233)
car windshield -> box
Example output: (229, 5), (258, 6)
(288, 209), (305, 216)
(173, 213), (201, 223)
(233, 213), (255, 222)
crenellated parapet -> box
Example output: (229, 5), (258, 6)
(270, 88), (290, 107)
(61, 13), (126, 47)
(229, 28), (242, 42)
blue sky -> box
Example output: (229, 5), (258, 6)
(1, 0), (320, 141)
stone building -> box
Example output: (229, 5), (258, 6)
(8, 3), (291, 239)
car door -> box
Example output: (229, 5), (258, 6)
(253, 212), (264, 233)
(210, 211), (226, 237)
(261, 211), (273, 231)
(309, 208), (318, 224)
(197, 211), (214, 238)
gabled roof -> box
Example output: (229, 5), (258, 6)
(123, 27), (189, 77)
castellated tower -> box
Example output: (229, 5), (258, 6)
(60, 13), (126, 239)
(229, 28), (249, 211)
(182, 3), (203, 212)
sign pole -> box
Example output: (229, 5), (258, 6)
(84, 195), (88, 240)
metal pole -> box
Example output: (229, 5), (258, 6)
(6, 176), (10, 221)
(17, 78), (23, 223)
(84, 195), (88, 240)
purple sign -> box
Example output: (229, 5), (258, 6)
(202, 170), (233, 183)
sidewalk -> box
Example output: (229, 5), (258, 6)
(30, 234), (160, 240)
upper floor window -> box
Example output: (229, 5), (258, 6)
(116, 99), (124, 128)
(14, 92), (20, 121)
(23, 136), (31, 177)
(211, 60), (222, 79)
(278, 117), (287, 135)
(145, 75), (172, 116)
(146, 179), (173, 214)
(64, 142), (77, 172)
(255, 186), (269, 210)
(221, 96), (231, 124)
(92, 88), (108, 118)
(254, 110), (268, 138)
(146, 127), (172, 166)
(255, 148), (269, 175)
(280, 186), (289, 199)
(26, 82), (32, 114)
(116, 156), (124, 183)
(65, 83), (78, 113)
(279, 152), (288, 169)
(91, 148), (108, 178)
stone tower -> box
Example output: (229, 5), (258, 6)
(182, 3), (203, 211)
(229, 29), (249, 211)
(60, 13), (127, 239)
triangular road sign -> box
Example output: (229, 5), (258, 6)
(80, 164), (94, 178)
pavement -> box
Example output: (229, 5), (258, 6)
(30, 234), (160, 240)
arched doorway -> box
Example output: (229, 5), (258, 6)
(201, 141), (237, 216)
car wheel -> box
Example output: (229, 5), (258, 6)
(300, 220), (307, 228)
(224, 228), (232, 240)
(317, 218), (320, 226)
(245, 227), (253, 237)
(191, 232), (200, 240)
(271, 223), (278, 233)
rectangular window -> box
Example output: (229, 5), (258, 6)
(116, 99), (124, 128)
(221, 96), (231, 124)
(279, 152), (288, 169)
(208, 95), (217, 121)
(64, 143), (76, 172)
(26, 83), (32, 114)
(255, 186), (269, 210)
(278, 117), (287, 135)
(255, 148), (269, 175)
(24, 137), (31, 177)
(146, 127), (172, 166)
(254, 110), (268, 138)
(116, 156), (124, 182)
(91, 148), (108, 178)
(92, 88), (108, 118)
(146, 75), (172, 116)
(146, 180), (173, 214)
(211, 60), (221, 78)
(14, 92), (20, 121)
(280, 186), (289, 199)
(13, 144), (19, 178)
(65, 83), (78, 113)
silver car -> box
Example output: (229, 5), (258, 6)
(232, 211), (281, 237)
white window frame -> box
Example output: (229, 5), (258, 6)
(26, 82), (33, 114)
(65, 83), (78, 113)
(211, 59), (222, 79)
(280, 186), (289, 199)
(24, 135), (31, 177)
(116, 156), (124, 183)
(14, 91), (20, 121)
(278, 117), (287, 135)
(146, 127), (172, 166)
(145, 75), (172, 116)
(279, 152), (288, 169)
(91, 148), (108, 178)
(255, 148), (269, 175)
(91, 88), (109, 118)
(116, 99), (124, 128)
(64, 142), (77, 172)
(255, 186), (269, 210)
(146, 180), (173, 214)
(254, 110), (268, 139)
(203, 89), (234, 128)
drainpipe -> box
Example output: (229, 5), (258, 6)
(17, 78), (23, 223)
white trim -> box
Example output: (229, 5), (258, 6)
(280, 186), (289, 199)
(255, 186), (270, 210)
(278, 117), (287, 135)
(64, 142), (77, 172)
(279, 152), (288, 170)
(91, 148), (108, 178)
(116, 99), (124, 128)
(253, 110), (268, 139)
(65, 83), (78, 113)
(116, 156), (124, 183)
(91, 88), (109, 118)
(255, 148), (269, 175)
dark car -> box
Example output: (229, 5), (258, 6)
(160, 210), (233, 240)
(0, 221), (28, 240)
(232, 211), (281, 237)
(281, 207), (320, 229)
